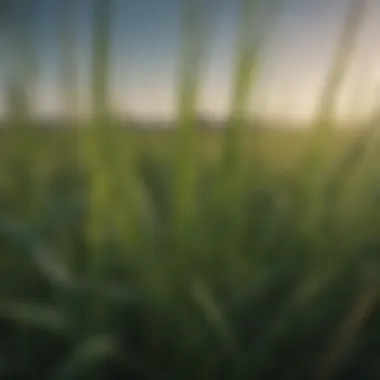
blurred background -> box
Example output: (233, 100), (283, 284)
(1, 0), (380, 379)
(1, 0), (379, 126)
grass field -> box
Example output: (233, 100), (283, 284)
(1, 0), (380, 378)
(1, 124), (380, 379)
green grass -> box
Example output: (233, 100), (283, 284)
(1, 126), (380, 380)
(1, 0), (379, 378)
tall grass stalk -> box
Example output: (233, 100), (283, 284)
(88, 0), (140, 249)
(171, 0), (209, 262)
(313, 0), (367, 134)
(6, 1), (46, 224)
(59, 0), (79, 121)
(85, 0), (114, 334)
(217, 0), (262, 285)
(303, 0), (368, 198)
(9, 1), (37, 122)
(85, 0), (143, 335)
(224, 0), (258, 170)
(296, 0), (368, 247)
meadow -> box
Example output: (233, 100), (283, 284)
(1, 0), (380, 379)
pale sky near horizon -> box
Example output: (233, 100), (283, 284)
(1, 0), (380, 124)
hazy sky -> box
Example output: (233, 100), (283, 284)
(1, 0), (380, 123)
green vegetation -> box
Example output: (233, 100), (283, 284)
(1, 0), (379, 379)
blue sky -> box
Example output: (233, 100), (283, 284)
(1, 0), (380, 123)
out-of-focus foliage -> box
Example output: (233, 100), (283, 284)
(0, 0), (379, 379)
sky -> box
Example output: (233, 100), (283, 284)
(1, 0), (380, 124)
